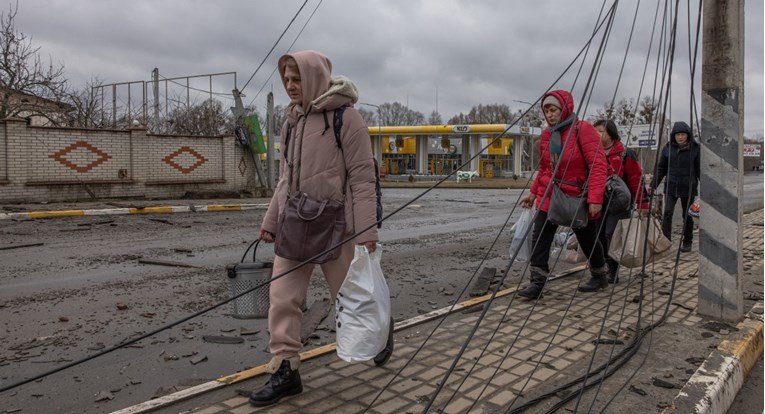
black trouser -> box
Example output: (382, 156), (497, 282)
(530, 210), (606, 272)
(661, 194), (694, 242)
(596, 213), (621, 271)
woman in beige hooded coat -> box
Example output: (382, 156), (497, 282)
(251, 50), (386, 407)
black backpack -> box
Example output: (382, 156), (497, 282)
(332, 106), (383, 229)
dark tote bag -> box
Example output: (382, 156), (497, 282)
(274, 192), (346, 264)
(605, 174), (632, 214)
(548, 185), (588, 229)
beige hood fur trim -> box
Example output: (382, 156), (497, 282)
(311, 75), (359, 106)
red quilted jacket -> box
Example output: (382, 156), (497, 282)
(530, 90), (608, 219)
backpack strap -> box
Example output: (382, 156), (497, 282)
(331, 106), (347, 196)
(333, 106), (346, 149)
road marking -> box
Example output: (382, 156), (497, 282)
(0, 204), (269, 220)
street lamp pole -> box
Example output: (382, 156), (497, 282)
(513, 100), (534, 175)
(358, 102), (382, 164)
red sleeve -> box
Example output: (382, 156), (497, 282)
(578, 122), (607, 205)
(623, 155), (648, 209)
(530, 130), (551, 200)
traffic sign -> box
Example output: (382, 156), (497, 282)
(744, 144), (761, 157)
(618, 124), (661, 150)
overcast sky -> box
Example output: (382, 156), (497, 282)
(7, 0), (764, 136)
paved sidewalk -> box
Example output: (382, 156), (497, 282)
(111, 211), (764, 414)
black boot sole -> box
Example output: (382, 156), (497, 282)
(516, 290), (543, 299)
(249, 385), (303, 407)
(577, 284), (608, 292)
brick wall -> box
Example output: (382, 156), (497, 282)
(0, 118), (260, 203)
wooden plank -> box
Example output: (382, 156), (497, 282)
(137, 258), (201, 268)
(0, 242), (44, 251)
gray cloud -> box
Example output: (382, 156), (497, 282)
(9, 0), (763, 135)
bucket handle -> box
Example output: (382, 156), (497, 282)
(241, 239), (262, 263)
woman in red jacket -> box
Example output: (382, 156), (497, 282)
(519, 90), (609, 299)
(593, 119), (649, 284)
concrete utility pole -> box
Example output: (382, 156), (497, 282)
(152, 68), (160, 127)
(698, 0), (744, 322)
(266, 92), (276, 189)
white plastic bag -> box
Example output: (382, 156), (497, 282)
(510, 208), (535, 262)
(335, 245), (391, 363)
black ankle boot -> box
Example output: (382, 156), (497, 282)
(517, 267), (548, 300)
(374, 317), (395, 367)
(578, 266), (609, 292)
(606, 261), (619, 284)
(249, 359), (303, 407)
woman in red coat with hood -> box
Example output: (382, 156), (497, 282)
(594, 119), (649, 284)
(518, 90), (609, 299)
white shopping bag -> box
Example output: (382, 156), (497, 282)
(510, 208), (535, 262)
(335, 245), (391, 363)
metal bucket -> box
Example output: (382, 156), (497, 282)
(226, 239), (272, 319)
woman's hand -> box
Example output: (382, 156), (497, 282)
(589, 203), (602, 216)
(260, 229), (275, 242)
(520, 193), (536, 209)
(359, 241), (377, 253)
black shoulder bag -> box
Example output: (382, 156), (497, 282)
(547, 126), (589, 229)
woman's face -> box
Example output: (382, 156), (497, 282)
(596, 125), (611, 147)
(675, 132), (689, 145)
(283, 63), (302, 105)
(544, 105), (562, 126)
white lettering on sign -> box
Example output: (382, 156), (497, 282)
(618, 124), (661, 150)
(744, 144), (761, 157)
(453, 125), (470, 133)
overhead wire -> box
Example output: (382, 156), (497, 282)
(413, 4), (626, 412)
(360, 9), (626, 410)
(240, 0), (310, 93)
(501, 1), (696, 411)
(2, 3), (703, 411)
(247, 0), (324, 110)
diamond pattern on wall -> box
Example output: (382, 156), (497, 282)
(238, 156), (247, 176)
(48, 140), (112, 173)
(162, 146), (208, 174)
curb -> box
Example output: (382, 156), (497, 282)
(0, 203), (269, 220)
(665, 301), (764, 414)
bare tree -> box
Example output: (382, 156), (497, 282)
(167, 98), (228, 136)
(427, 110), (442, 125)
(447, 103), (516, 125)
(0, 4), (69, 123)
(594, 96), (658, 126)
(636, 95), (658, 124)
(66, 77), (107, 128)
(357, 106), (376, 126)
(378, 102), (424, 126)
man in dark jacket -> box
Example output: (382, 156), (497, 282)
(648, 121), (700, 252)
